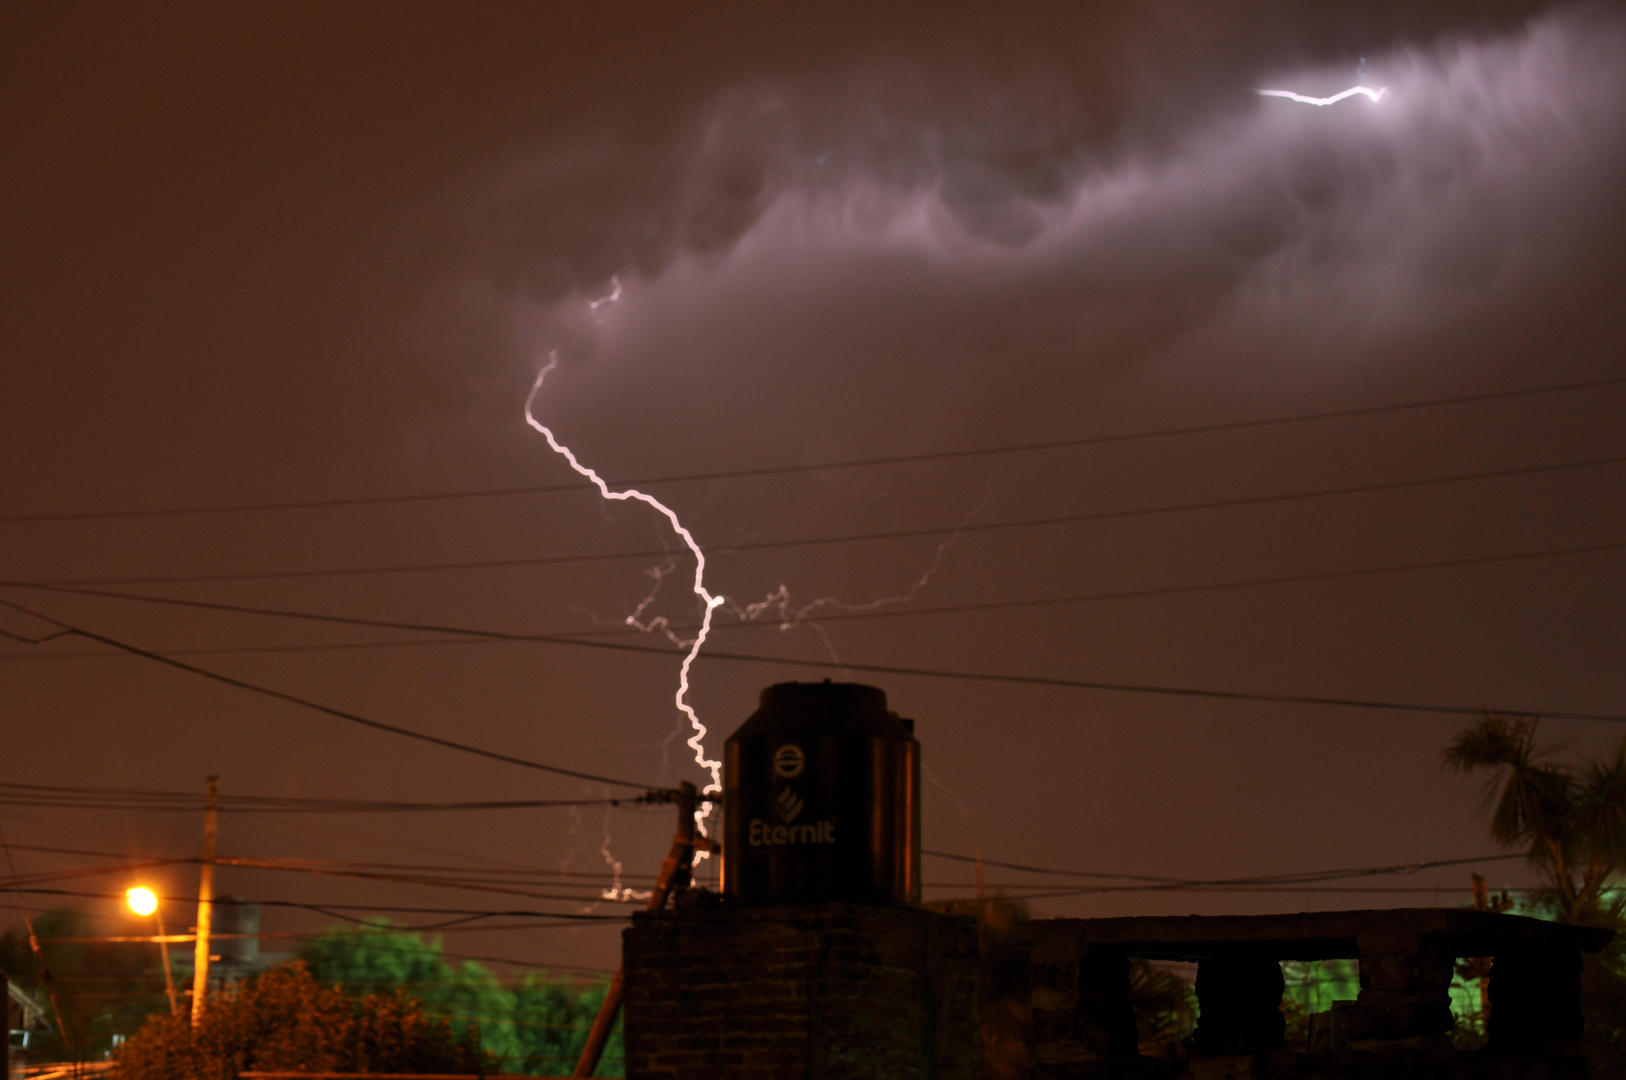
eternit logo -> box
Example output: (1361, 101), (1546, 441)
(749, 817), (836, 847)
(776, 787), (804, 823)
(773, 743), (805, 778)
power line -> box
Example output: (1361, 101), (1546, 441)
(5, 519), (1621, 666)
(6, 886), (635, 921)
(921, 849), (1526, 888)
(2, 860), (192, 889)
(4, 580), (1624, 723)
(923, 882), (1502, 894)
(0, 635), (492, 663)
(14, 849), (1524, 910)
(208, 857), (651, 904)
(6, 533), (1619, 653)
(0, 780), (642, 814)
(41, 919), (615, 944)
(0, 596), (664, 791)
(9, 533), (1626, 652)
(0, 841), (656, 885)
(5, 372), (1623, 525)
(3, 533), (1622, 671)
(5, 859), (631, 904)
(684, 538), (1626, 629)
(33, 449), (1626, 588)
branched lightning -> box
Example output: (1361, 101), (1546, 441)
(525, 277), (982, 843)
(729, 487), (993, 665)
(1256, 85), (1388, 106)
(524, 277), (724, 836)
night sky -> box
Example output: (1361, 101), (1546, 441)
(3, 1), (1624, 976)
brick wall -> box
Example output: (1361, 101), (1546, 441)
(623, 902), (980, 1080)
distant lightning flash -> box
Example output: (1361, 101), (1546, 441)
(524, 276), (725, 838)
(1256, 85), (1388, 106)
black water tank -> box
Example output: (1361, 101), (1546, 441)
(722, 681), (919, 905)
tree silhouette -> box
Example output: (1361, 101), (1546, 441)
(1444, 714), (1626, 1069)
(1443, 714), (1626, 922)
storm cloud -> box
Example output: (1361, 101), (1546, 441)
(496, 6), (1626, 488)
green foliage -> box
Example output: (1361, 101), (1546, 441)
(0, 907), (174, 1061)
(1279, 959), (1358, 1049)
(301, 921), (447, 990)
(298, 920), (620, 1077)
(1128, 959), (1196, 1052)
(114, 962), (485, 1080)
(511, 973), (605, 1077)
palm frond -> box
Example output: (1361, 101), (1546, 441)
(1443, 715), (1537, 773)
(1572, 737), (1626, 870)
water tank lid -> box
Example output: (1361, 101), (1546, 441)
(729, 680), (914, 741)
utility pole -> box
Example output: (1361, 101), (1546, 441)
(572, 782), (702, 1078)
(191, 776), (218, 1027)
(156, 910), (179, 1014)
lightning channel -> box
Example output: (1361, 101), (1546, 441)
(1256, 85), (1388, 106)
(523, 278), (724, 836)
(525, 278), (981, 844)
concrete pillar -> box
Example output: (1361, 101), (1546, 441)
(1349, 933), (1454, 1043)
(1192, 955), (1285, 1056)
(1488, 947), (1585, 1049)
(1030, 947), (1139, 1064)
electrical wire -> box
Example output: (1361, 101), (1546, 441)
(1, 840), (659, 903)
(627, 539), (1626, 633)
(205, 856), (652, 904)
(0, 635), (491, 663)
(6, 534), (1624, 669)
(16, 848), (1529, 906)
(0, 860), (191, 888)
(4, 586), (1622, 723)
(8, 886), (635, 920)
(4, 371), (1622, 525)
(30, 449), (1626, 588)
(0, 840), (657, 884)
(0, 781), (643, 815)
(0, 596), (663, 791)
(921, 848), (1525, 884)
(920, 849), (1534, 903)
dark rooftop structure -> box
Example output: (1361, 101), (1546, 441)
(1021, 908), (1613, 1078)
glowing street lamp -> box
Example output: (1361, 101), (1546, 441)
(126, 886), (180, 1014)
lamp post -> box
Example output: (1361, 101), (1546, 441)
(126, 887), (179, 1015)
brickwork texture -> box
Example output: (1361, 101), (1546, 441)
(623, 902), (979, 1080)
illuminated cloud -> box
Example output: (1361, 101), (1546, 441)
(496, 9), (1621, 465)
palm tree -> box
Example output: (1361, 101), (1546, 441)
(1446, 716), (1626, 1068)
(1443, 715), (1626, 922)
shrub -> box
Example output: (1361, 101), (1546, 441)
(114, 962), (487, 1080)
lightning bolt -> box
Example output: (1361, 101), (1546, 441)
(525, 277), (980, 848)
(524, 276), (724, 838)
(1256, 85), (1388, 106)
